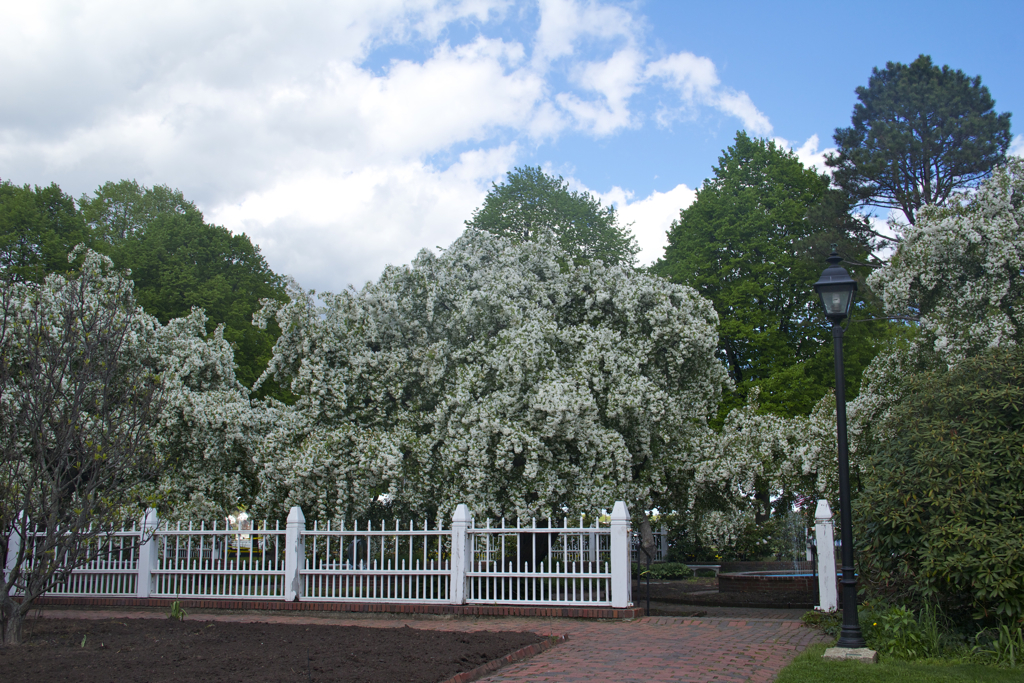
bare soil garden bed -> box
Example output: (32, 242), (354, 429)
(5, 617), (546, 683)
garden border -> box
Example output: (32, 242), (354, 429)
(441, 635), (569, 683)
(25, 595), (643, 619)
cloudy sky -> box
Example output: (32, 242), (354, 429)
(2, 0), (1021, 293)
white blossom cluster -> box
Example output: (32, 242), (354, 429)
(682, 387), (837, 533)
(253, 229), (729, 520)
(146, 308), (265, 520)
(870, 157), (1024, 365)
(697, 508), (755, 550)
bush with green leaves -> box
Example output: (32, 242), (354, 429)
(632, 562), (694, 580)
(864, 604), (945, 660)
(856, 347), (1024, 622)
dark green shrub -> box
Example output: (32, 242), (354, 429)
(856, 348), (1024, 622)
(632, 562), (695, 580)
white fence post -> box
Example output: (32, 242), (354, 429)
(137, 508), (159, 598)
(450, 504), (471, 605)
(610, 501), (631, 608)
(285, 506), (305, 602)
(815, 499), (838, 612)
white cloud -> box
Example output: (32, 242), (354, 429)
(773, 134), (836, 174)
(556, 48), (645, 135)
(645, 52), (772, 135)
(335, 38), (544, 159)
(1011, 134), (1024, 158)
(210, 146), (517, 292)
(0, 0), (774, 293)
(533, 0), (637, 65)
(597, 183), (697, 266)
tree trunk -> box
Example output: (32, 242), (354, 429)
(2, 596), (25, 645)
(754, 487), (771, 525)
(638, 513), (657, 562)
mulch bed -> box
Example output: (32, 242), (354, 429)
(5, 617), (546, 683)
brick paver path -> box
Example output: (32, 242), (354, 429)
(33, 608), (829, 682)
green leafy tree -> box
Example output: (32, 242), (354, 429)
(0, 181), (88, 282)
(80, 179), (203, 242)
(82, 181), (289, 395)
(466, 166), (639, 267)
(654, 132), (886, 419)
(826, 54), (1012, 226)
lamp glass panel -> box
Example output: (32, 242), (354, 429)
(818, 285), (853, 318)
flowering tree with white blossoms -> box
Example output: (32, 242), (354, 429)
(146, 308), (266, 521)
(835, 158), (1024, 457)
(776, 159), (1024, 508)
(713, 389), (811, 513)
(1, 249), (164, 644)
(869, 157), (1023, 365)
(253, 230), (729, 536)
(667, 388), (821, 559)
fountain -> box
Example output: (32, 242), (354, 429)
(714, 510), (821, 606)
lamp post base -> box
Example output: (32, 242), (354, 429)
(823, 647), (878, 663)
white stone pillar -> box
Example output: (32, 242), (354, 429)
(814, 499), (838, 612)
(610, 501), (631, 608)
(137, 508), (159, 598)
(284, 506), (305, 602)
(450, 504), (472, 605)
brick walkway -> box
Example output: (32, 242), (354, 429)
(32, 608), (830, 682)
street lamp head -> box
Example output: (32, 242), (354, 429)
(814, 246), (858, 322)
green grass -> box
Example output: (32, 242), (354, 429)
(775, 644), (1024, 683)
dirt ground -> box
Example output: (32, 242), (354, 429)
(4, 617), (545, 683)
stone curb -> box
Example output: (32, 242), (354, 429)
(441, 634), (569, 683)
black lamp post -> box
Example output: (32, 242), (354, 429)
(813, 245), (866, 649)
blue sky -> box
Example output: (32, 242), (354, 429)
(2, 0), (1021, 293)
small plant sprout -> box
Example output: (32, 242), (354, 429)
(168, 601), (187, 621)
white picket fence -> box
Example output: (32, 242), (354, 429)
(6, 502), (634, 608)
(301, 514), (452, 603)
(466, 513), (614, 606)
